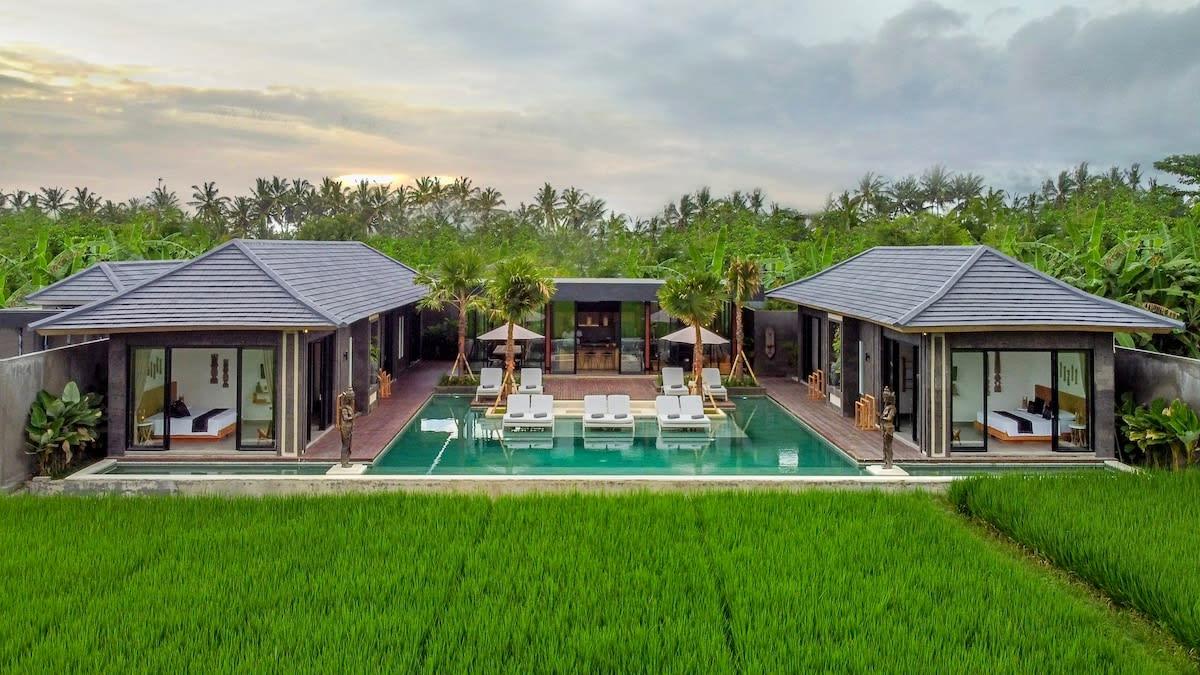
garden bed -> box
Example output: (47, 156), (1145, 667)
(0, 491), (1189, 671)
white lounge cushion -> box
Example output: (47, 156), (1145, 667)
(702, 368), (727, 399)
(477, 367), (503, 396)
(605, 395), (632, 421)
(518, 367), (544, 393)
(661, 367), (688, 394)
(584, 395), (607, 420)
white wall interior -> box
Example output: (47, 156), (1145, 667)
(170, 348), (237, 411)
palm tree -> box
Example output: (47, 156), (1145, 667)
(188, 182), (229, 231)
(484, 256), (555, 392)
(920, 165), (952, 213)
(70, 187), (100, 217)
(657, 269), (725, 391)
(726, 256), (761, 381)
(888, 176), (924, 215)
(748, 188), (765, 214)
(534, 183), (560, 233)
(149, 180), (179, 213)
(855, 172), (889, 216)
(39, 187), (67, 218)
(472, 187), (505, 225)
(417, 249), (488, 377)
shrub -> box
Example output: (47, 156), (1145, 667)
(24, 381), (103, 477)
(1118, 394), (1200, 469)
(440, 373), (480, 386)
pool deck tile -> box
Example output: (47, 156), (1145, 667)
(304, 360), (445, 462)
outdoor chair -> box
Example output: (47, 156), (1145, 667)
(661, 367), (688, 395)
(701, 368), (727, 401)
(476, 367), (502, 400)
(518, 367), (544, 395)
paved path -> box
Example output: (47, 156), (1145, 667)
(544, 375), (658, 401)
(305, 360), (446, 462)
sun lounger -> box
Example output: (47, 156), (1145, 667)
(657, 395), (710, 431)
(502, 394), (531, 428)
(604, 394), (635, 429)
(702, 368), (728, 401)
(503, 393), (555, 431)
(661, 367), (688, 395)
(476, 367), (503, 400)
(517, 367), (544, 395)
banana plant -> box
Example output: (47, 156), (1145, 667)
(24, 381), (104, 477)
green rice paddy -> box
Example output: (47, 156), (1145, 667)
(0, 491), (1192, 672)
(951, 470), (1200, 654)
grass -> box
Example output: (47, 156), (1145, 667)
(951, 470), (1200, 654)
(0, 491), (1191, 672)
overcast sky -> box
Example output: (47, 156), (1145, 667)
(1, 1), (1197, 214)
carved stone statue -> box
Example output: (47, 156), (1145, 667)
(879, 386), (897, 469)
(337, 388), (356, 467)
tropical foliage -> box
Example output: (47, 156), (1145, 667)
(3, 155), (1197, 355)
(725, 256), (762, 380)
(483, 256), (555, 388)
(657, 270), (726, 389)
(24, 381), (103, 477)
(416, 249), (487, 376)
(1117, 394), (1200, 470)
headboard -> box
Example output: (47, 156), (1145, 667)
(1034, 384), (1087, 422)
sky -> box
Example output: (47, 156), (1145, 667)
(0, 0), (1197, 215)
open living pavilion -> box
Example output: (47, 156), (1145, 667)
(22, 239), (1182, 469)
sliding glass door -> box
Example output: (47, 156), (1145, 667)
(949, 349), (1092, 453)
(128, 345), (277, 452)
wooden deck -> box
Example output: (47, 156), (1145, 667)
(544, 375), (658, 401)
(761, 377), (923, 463)
(304, 360), (445, 462)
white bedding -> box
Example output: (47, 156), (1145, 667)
(977, 409), (1074, 437)
(147, 408), (237, 437)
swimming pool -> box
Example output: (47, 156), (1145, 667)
(369, 395), (864, 476)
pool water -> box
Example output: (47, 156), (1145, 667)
(369, 396), (863, 476)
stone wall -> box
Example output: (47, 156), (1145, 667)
(0, 340), (108, 491)
(750, 310), (798, 377)
(1115, 347), (1200, 409)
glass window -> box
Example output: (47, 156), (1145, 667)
(620, 302), (645, 374)
(827, 320), (843, 396)
(240, 348), (276, 449)
(523, 307), (546, 369)
(950, 351), (986, 451)
(130, 347), (166, 449)
(550, 301), (575, 374)
(369, 318), (381, 385)
(1056, 351), (1091, 451)
(396, 314), (405, 362)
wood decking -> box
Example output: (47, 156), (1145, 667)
(761, 377), (924, 463)
(304, 360), (445, 462)
(544, 375), (658, 401)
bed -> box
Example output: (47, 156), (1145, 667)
(146, 408), (238, 442)
(974, 409), (1075, 441)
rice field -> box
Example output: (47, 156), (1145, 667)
(951, 470), (1200, 654)
(0, 491), (1190, 672)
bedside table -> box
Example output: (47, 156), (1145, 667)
(135, 421), (154, 445)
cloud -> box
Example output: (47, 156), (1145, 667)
(0, 2), (1197, 213)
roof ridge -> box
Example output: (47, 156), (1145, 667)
(978, 247), (1184, 329)
(764, 247), (879, 296)
(30, 241), (243, 331)
(96, 263), (123, 290)
(233, 240), (344, 326)
(895, 246), (985, 326)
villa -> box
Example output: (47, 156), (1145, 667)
(8, 240), (1184, 476)
(767, 245), (1181, 458)
(29, 239), (425, 457)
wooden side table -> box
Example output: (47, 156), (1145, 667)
(1069, 423), (1087, 447)
(135, 421), (154, 445)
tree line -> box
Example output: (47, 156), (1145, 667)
(2, 154), (1197, 357)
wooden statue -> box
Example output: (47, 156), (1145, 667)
(337, 387), (356, 467)
(880, 386), (897, 469)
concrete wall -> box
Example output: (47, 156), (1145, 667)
(750, 310), (798, 377)
(0, 340), (108, 491)
(1115, 347), (1200, 409)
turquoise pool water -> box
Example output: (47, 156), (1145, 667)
(102, 462), (335, 476)
(369, 395), (863, 476)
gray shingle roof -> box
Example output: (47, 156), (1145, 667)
(767, 245), (1182, 332)
(25, 261), (179, 307)
(32, 240), (426, 333)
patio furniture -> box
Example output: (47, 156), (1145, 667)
(656, 395), (710, 431)
(476, 367), (503, 400)
(505, 394), (555, 430)
(517, 367), (544, 394)
(583, 394), (635, 430)
(377, 369), (393, 399)
(661, 367), (688, 395)
(701, 368), (727, 401)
